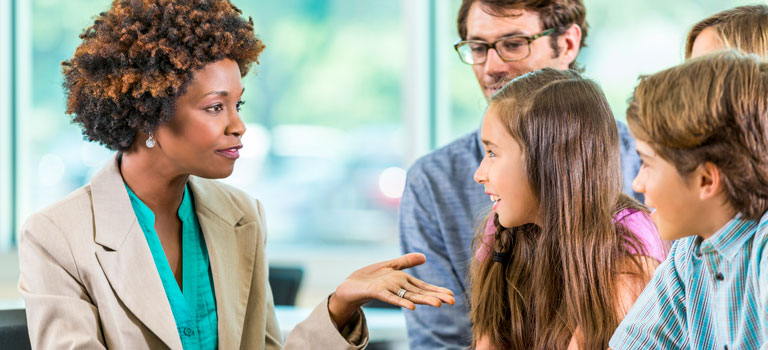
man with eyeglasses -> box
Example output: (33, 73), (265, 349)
(398, 0), (642, 348)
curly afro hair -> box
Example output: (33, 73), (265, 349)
(62, 0), (265, 151)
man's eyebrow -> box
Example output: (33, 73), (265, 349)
(468, 30), (526, 41)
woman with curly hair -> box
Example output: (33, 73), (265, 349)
(17, 1), (454, 349)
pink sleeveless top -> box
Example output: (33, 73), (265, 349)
(475, 209), (667, 262)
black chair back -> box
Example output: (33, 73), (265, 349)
(0, 309), (30, 350)
(268, 265), (304, 306)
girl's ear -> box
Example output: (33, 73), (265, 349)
(693, 161), (723, 200)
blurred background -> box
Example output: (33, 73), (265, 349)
(0, 0), (763, 347)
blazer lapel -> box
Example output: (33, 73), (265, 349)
(189, 177), (258, 350)
(91, 154), (182, 349)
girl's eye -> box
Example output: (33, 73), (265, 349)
(236, 100), (245, 112)
(487, 150), (496, 157)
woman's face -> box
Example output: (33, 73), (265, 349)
(154, 58), (246, 179)
(474, 107), (539, 228)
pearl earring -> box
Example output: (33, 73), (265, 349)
(145, 134), (155, 148)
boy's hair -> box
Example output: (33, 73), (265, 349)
(470, 68), (648, 349)
(627, 50), (768, 220)
(457, 0), (588, 70)
(685, 4), (768, 59)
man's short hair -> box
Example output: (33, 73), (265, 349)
(456, 0), (588, 70)
(685, 4), (768, 59)
(626, 50), (768, 220)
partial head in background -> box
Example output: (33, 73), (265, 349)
(686, 4), (768, 59)
(628, 51), (768, 240)
(455, 0), (586, 99)
(63, 0), (265, 178)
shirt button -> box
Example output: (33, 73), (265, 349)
(183, 327), (193, 336)
(715, 272), (725, 281)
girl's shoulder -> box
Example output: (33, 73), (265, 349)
(614, 208), (668, 262)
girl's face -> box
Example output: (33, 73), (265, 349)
(153, 58), (246, 179)
(474, 107), (540, 228)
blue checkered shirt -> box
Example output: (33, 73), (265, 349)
(610, 212), (768, 350)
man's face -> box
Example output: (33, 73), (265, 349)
(465, 3), (571, 99)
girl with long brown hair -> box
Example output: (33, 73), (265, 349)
(470, 68), (665, 349)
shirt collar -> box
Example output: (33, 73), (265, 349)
(698, 213), (758, 261)
(125, 182), (194, 227)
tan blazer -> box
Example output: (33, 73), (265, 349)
(18, 154), (368, 349)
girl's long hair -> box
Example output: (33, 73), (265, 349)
(469, 68), (651, 349)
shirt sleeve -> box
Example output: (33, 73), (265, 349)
(758, 232), (768, 349)
(398, 165), (473, 349)
(609, 240), (689, 350)
(617, 209), (668, 263)
(617, 120), (644, 202)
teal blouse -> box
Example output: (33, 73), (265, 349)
(125, 183), (219, 349)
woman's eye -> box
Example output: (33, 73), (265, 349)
(236, 100), (245, 111)
(206, 104), (224, 113)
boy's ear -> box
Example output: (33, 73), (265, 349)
(693, 162), (724, 200)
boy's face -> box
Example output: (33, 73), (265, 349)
(632, 140), (703, 240)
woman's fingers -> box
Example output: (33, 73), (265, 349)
(407, 276), (455, 301)
(376, 289), (416, 310)
(400, 285), (445, 307)
(400, 281), (455, 306)
(380, 253), (427, 270)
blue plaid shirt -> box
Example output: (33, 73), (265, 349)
(610, 212), (768, 350)
(399, 122), (642, 349)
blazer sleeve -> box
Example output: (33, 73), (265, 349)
(282, 296), (369, 350)
(18, 213), (107, 350)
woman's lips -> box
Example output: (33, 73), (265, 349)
(216, 145), (242, 159)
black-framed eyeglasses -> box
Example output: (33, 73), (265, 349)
(453, 28), (555, 65)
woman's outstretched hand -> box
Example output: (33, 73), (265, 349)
(327, 253), (455, 328)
